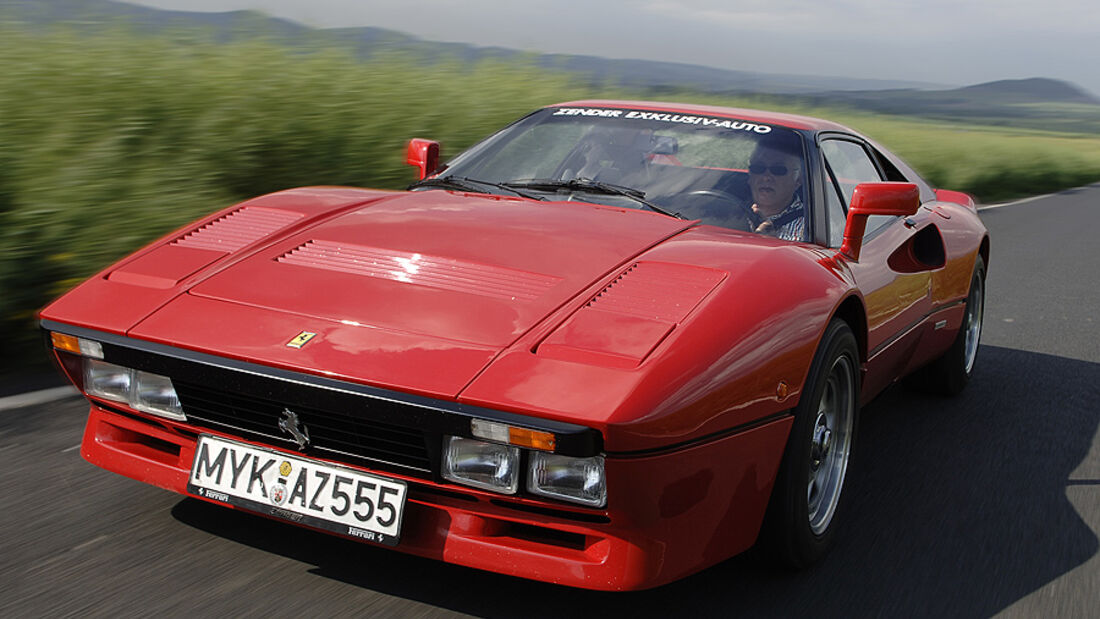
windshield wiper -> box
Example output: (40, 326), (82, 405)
(408, 176), (543, 200)
(503, 178), (684, 219)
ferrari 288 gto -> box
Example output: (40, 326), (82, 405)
(41, 100), (989, 590)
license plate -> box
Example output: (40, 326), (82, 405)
(187, 435), (407, 546)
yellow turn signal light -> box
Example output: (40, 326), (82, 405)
(50, 332), (81, 354)
(508, 426), (556, 451)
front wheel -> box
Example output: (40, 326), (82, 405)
(762, 319), (860, 568)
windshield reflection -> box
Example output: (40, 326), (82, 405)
(419, 106), (808, 240)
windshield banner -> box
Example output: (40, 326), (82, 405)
(552, 107), (773, 133)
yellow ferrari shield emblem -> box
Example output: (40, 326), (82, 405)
(286, 331), (317, 349)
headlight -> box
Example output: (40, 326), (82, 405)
(84, 360), (132, 403)
(83, 359), (185, 422)
(442, 436), (520, 494)
(132, 371), (185, 420)
(528, 452), (606, 507)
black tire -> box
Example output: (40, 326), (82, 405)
(908, 255), (986, 396)
(761, 319), (860, 568)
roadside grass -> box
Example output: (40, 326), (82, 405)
(0, 25), (589, 369)
(837, 116), (1100, 202)
(2, 23), (1099, 371)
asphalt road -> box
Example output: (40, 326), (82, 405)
(2, 186), (1098, 618)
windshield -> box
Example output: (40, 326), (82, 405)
(424, 106), (809, 240)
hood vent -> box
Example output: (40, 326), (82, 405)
(277, 240), (561, 302)
(173, 207), (303, 253)
(587, 261), (726, 323)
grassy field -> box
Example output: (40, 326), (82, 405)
(840, 115), (1100, 201)
(2, 24), (1100, 372)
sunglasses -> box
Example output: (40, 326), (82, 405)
(749, 163), (793, 176)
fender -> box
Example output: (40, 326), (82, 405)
(461, 226), (858, 453)
(39, 187), (400, 335)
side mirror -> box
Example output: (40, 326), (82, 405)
(406, 138), (440, 180)
(840, 182), (920, 261)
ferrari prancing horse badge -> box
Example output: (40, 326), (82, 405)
(286, 331), (317, 349)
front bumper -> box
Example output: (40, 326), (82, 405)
(79, 399), (791, 590)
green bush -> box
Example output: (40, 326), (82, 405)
(0, 25), (587, 370)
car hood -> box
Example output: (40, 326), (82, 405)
(130, 191), (694, 397)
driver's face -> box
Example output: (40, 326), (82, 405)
(749, 147), (802, 216)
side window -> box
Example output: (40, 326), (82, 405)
(824, 176), (847, 248)
(820, 139), (894, 237)
(871, 148), (908, 182)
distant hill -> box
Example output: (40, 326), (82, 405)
(0, 0), (306, 34)
(800, 78), (1100, 132)
(954, 78), (1100, 105)
(0, 0), (948, 94)
(4, 0), (1099, 132)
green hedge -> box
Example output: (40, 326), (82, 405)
(0, 25), (588, 369)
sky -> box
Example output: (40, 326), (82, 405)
(124, 0), (1100, 95)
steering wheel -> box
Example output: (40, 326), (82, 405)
(685, 189), (738, 201)
(682, 190), (758, 231)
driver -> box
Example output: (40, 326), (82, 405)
(748, 132), (805, 241)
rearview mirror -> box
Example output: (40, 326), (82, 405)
(840, 182), (920, 261)
(651, 136), (679, 155)
(406, 138), (441, 180)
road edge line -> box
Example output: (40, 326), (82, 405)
(978, 195), (1050, 211)
(0, 386), (79, 412)
(978, 182), (1100, 211)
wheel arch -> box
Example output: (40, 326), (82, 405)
(831, 294), (868, 365)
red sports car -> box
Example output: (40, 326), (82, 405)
(41, 100), (988, 591)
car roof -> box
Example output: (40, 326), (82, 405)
(551, 100), (854, 133)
